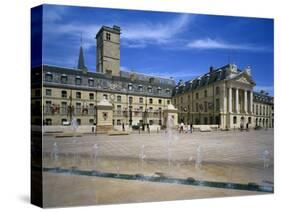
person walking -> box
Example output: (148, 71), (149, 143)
(147, 123), (150, 134)
(190, 123), (193, 133)
(122, 122), (125, 131)
(246, 122), (249, 132)
(180, 122), (184, 133)
(92, 123), (97, 135)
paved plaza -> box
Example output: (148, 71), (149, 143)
(42, 129), (274, 207)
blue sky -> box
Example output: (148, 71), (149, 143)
(42, 4), (274, 95)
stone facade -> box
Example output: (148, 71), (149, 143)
(173, 64), (273, 129)
(32, 25), (273, 130)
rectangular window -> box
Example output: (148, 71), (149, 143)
(117, 119), (121, 125)
(75, 78), (82, 85)
(149, 98), (153, 104)
(204, 101), (207, 112)
(117, 95), (122, 102)
(139, 97), (143, 104)
(61, 90), (67, 98)
(89, 93), (94, 100)
(89, 103), (94, 115)
(45, 101), (52, 114)
(88, 79), (94, 87)
(129, 96), (133, 104)
(204, 90), (208, 97)
(233, 116), (237, 124)
(216, 98), (220, 112)
(46, 89), (52, 96)
(196, 93), (199, 100)
(45, 73), (53, 82)
(106, 32), (111, 40)
(76, 103), (81, 115)
(76, 92), (81, 99)
(103, 94), (108, 100)
(61, 102), (67, 115)
(61, 75), (67, 84)
(45, 118), (52, 125)
(167, 100), (170, 104)
(158, 99), (162, 104)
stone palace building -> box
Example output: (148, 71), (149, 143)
(31, 25), (274, 131)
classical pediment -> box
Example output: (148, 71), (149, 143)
(231, 73), (256, 86)
(236, 76), (251, 85)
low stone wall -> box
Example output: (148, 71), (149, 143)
(113, 125), (162, 132)
(43, 125), (94, 134)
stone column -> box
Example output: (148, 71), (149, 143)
(228, 87), (232, 113)
(235, 88), (239, 113)
(222, 84), (227, 113)
(250, 91), (253, 114)
(244, 90), (248, 113)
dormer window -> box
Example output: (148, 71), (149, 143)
(166, 88), (170, 94)
(128, 83), (133, 91)
(45, 72), (53, 82)
(61, 74), (67, 84)
(106, 32), (111, 41)
(88, 78), (94, 87)
(148, 86), (152, 93)
(138, 85), (143, 92)
(75, 76), (82, 85)
(157, 87), (162, 94)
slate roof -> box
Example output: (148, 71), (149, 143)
(173, 64), (255, 95)
(253, 91), (274, 105)
(41, 65), (175, 98)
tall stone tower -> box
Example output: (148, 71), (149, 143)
(96, 25), (121, 76)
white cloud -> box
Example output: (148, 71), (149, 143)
(186, 38), (269, 52)
(121, 14), (190, 46)
(43, 12), (191, 49)
(43, 6), (66, 22)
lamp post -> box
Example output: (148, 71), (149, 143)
(68, 89), (74, 123)
(159, 108), (162, 126)
(184, 107), (187, 124)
